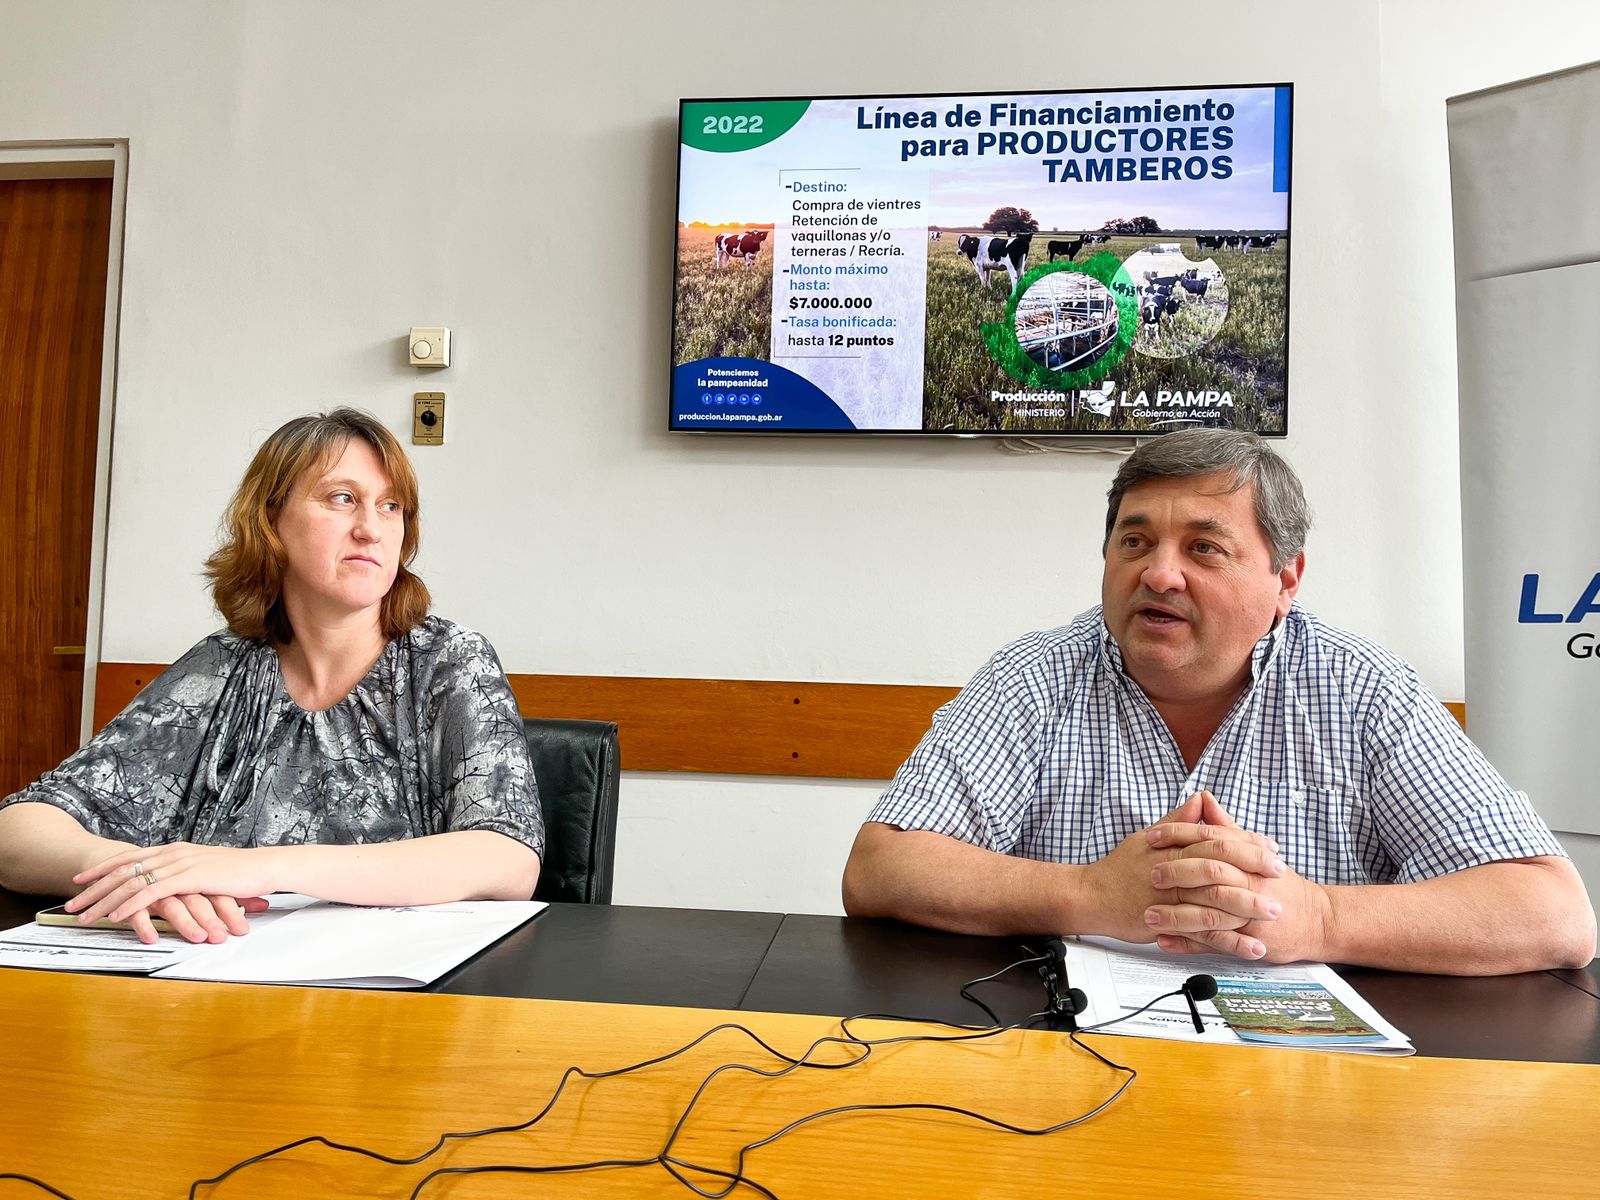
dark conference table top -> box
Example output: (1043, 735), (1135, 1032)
(1553, 959), (1600, 1000)
(3, 891), (1597, 1064)
(700, 911), (1600, 1065)
(433, 902), (784, 1009)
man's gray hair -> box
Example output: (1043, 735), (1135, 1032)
(1103, 430), (1311, 571)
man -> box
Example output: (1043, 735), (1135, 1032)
(842, 430), (1595, 974)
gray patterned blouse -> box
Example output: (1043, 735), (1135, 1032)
(0, 616), (544, 857)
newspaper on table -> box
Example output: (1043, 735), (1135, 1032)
(1066, 936), (1413, 1055)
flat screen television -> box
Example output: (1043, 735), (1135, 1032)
(671, 83), (1292, 436)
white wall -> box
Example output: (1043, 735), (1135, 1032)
(2, 0), (1594, 912)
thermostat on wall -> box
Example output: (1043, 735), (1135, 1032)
(409, 326), (450, 367)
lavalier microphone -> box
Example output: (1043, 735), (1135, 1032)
(1039, 938), (1089, 1031)
(1179, 973), (1219, 1033)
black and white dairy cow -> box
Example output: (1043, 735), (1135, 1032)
(956, 233), (1032, 290)
(1178, 268), (1210, 299)
(715, 229), (769, 269)
(1047, 236), (1085, 262)
(1140, 279), (1182, 334)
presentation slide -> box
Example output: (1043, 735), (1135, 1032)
(671, 85), (1291, 436)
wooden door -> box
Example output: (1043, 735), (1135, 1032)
(0, 178), (113, 795)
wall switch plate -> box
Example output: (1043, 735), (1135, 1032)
(413, 392), (445, 444)
(408, 326), (450, 366)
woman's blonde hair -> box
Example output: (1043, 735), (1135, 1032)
(204, 408), (429, 643)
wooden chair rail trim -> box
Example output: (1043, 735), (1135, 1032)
(93, 663), (961, 780)
(92, 662), (1468, 782)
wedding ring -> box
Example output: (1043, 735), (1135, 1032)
(132, 860), (145, 878)
(140, 868), (157, 887)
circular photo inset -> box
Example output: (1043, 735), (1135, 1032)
(1012, 270), (1120, 373)
(1123, 244), (1230, 360)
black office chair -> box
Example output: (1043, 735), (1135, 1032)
(524, 717), (620, 905)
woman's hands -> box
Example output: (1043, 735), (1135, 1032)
(68, 844), (276, 945)
(67, 831), (539, 945)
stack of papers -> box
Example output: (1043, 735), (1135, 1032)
(0, 894), (545, 988)
(1068, 937), (1413, 1055)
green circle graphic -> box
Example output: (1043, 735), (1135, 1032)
(981, 252), (1138, 391)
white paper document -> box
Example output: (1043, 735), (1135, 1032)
(0, 896), (314, 974)
(0, 924), (209, 974)
(0, 895), (544, 988)
(1066, 937), (1414, 1055)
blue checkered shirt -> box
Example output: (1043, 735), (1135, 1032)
(868, 604), (1565, 884)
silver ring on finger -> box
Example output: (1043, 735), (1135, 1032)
(131, 860), (146, 878)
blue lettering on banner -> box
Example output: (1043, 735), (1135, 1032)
(1572, 575), (1600, 622)
(1518, 572), (1600, 623)
(1518, 574), (1563, 623)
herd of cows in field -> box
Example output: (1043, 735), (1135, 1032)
(1135, 267), (1216, 337)
(710, 226), (1277, 273)
(1194, 233), (1280, 253)
(705, 224), (1275, 339)
(948, 232), (1234, 337)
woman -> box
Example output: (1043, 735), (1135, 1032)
(0, 408), (542, 943)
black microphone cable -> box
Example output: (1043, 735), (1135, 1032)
(5, 951), (1210, 1200)
(0, 1176), (76, 1200)
(392, 951), (1167, 1200)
